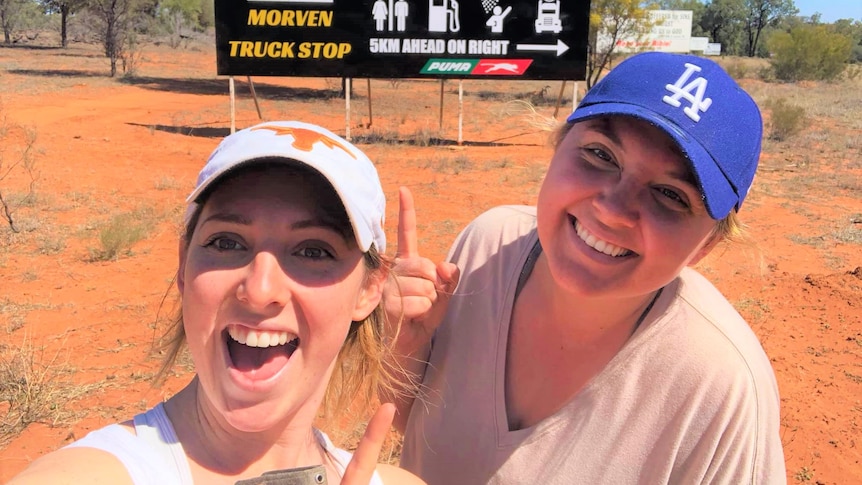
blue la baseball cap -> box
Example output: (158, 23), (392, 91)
(567, 52), (763, 220)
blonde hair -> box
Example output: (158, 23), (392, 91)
(155, 163), (399, 426)
(549, 120), (747, 243)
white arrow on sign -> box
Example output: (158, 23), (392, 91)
(516, 39), (569, 56)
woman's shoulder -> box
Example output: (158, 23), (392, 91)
(468, 205), (536, 231)
(375, 463), (427, 484)
(450, 205), (537, 258)
(7, 446), (134, 485)
(651, 269), (778, 390)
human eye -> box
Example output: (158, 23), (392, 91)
(202, 235), (246, 252)
(582, 146), (619, 170)
(294, 244), (335, 261)
(654, 186), (690, 209)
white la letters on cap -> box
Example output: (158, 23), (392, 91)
(663, 63), (713, 122)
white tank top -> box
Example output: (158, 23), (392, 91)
(66, 403), (383, 484)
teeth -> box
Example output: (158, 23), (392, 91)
(228, 326), (297, 348)
(575, 220), (632, 257)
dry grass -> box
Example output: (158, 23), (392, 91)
(0, 335), (101, 447)
(88, 207), (158, 261)
(0, 299), (56, 334)
(764, 97), (807, 141)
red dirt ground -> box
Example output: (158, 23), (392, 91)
(0, 38), (860, 483)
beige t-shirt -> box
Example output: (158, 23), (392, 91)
(400, 206), (785, 484)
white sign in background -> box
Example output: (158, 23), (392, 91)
(597, 10), (693, 54)
(704, 43), (722, 56)
(689, 36), (709, 52)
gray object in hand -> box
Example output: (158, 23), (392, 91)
(234, 465), (327, 485)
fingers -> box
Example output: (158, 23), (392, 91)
(341, 403), (396, 485)
(397, 186), (419, 259)
(435, 261), (460, 296)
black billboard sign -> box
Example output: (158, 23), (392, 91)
(215, 1), (590, 80)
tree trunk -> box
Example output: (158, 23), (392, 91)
(751, 25), (762, 57)
(61, 6), (69, 48)
(106, 17), (117, 76)
(1, 10), (9, 44)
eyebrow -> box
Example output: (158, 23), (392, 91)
(587, 118), (624, 147)
(200, 212), (251, 226)
(291, 218), (351, 240)
(200, 211), (351, 239)
(589, 117), (700, 188)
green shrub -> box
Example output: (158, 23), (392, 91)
(845, 64), (862, 81)
(89, 210), (154, 261)
(768, 24), (853, 82)
(764, 98), (806, 142)
(724, 60), (748, 80)
(757, 65), (775, 82)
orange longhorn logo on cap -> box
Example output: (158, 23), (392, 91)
(251, 125), (357, 159)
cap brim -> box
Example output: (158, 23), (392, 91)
(186, 154), (377, 253)
(567, 103), (738, 219)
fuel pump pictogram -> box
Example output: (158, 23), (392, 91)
(428, 0), (460, 33)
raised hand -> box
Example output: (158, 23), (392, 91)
(341, 403), (395, 485)
(383, 187), (460, 355)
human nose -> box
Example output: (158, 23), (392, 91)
(236, 251), (290, 310)
(592, 178), (639, 228)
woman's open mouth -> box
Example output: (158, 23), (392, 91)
(572, 217), (635, 258)
(225, 326), (299, 380)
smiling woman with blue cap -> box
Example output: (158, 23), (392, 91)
(384, 52), (786, 484)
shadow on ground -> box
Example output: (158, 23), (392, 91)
(120, 77), (345, 100)
(349, 133), (541, 147)
(0, 44), (60, 51)
(7, 68), (107, 78)
(127, 123), (231, 138)
(127, 123), (542, 146)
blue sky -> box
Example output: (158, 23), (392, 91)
(793, 0), (861, 23)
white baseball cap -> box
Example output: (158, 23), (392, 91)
(186, 120), (386, 253)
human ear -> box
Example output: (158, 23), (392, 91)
(352, 267), (386, 321)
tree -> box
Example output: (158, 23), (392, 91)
(197, 0), (213, 30)
(742, 0), (797, 57)
(701, 0), (746, 55)
(0, 0), (26, 44)
(768, 23), (853, 81)
(159, 0), (201, 48)
(88, 0), (142, 76)
(40, 0), (87, 47)
(831, 18), (862, 63)
(588, 0), (654, 88)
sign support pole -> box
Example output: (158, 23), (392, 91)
(229, 76), (236, 134)
(367, 79), (373, 128)
(572, 81), (578, 111)
(438, 80), (444, 131)
(553, 80), (566, 119)
(247, 76), (262, 120)
(457, 79), (463, 146)
(345, 77), (352, 141)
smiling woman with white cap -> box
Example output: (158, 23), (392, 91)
(386, 52), (787, 483)
(10, 121), (425, 485)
